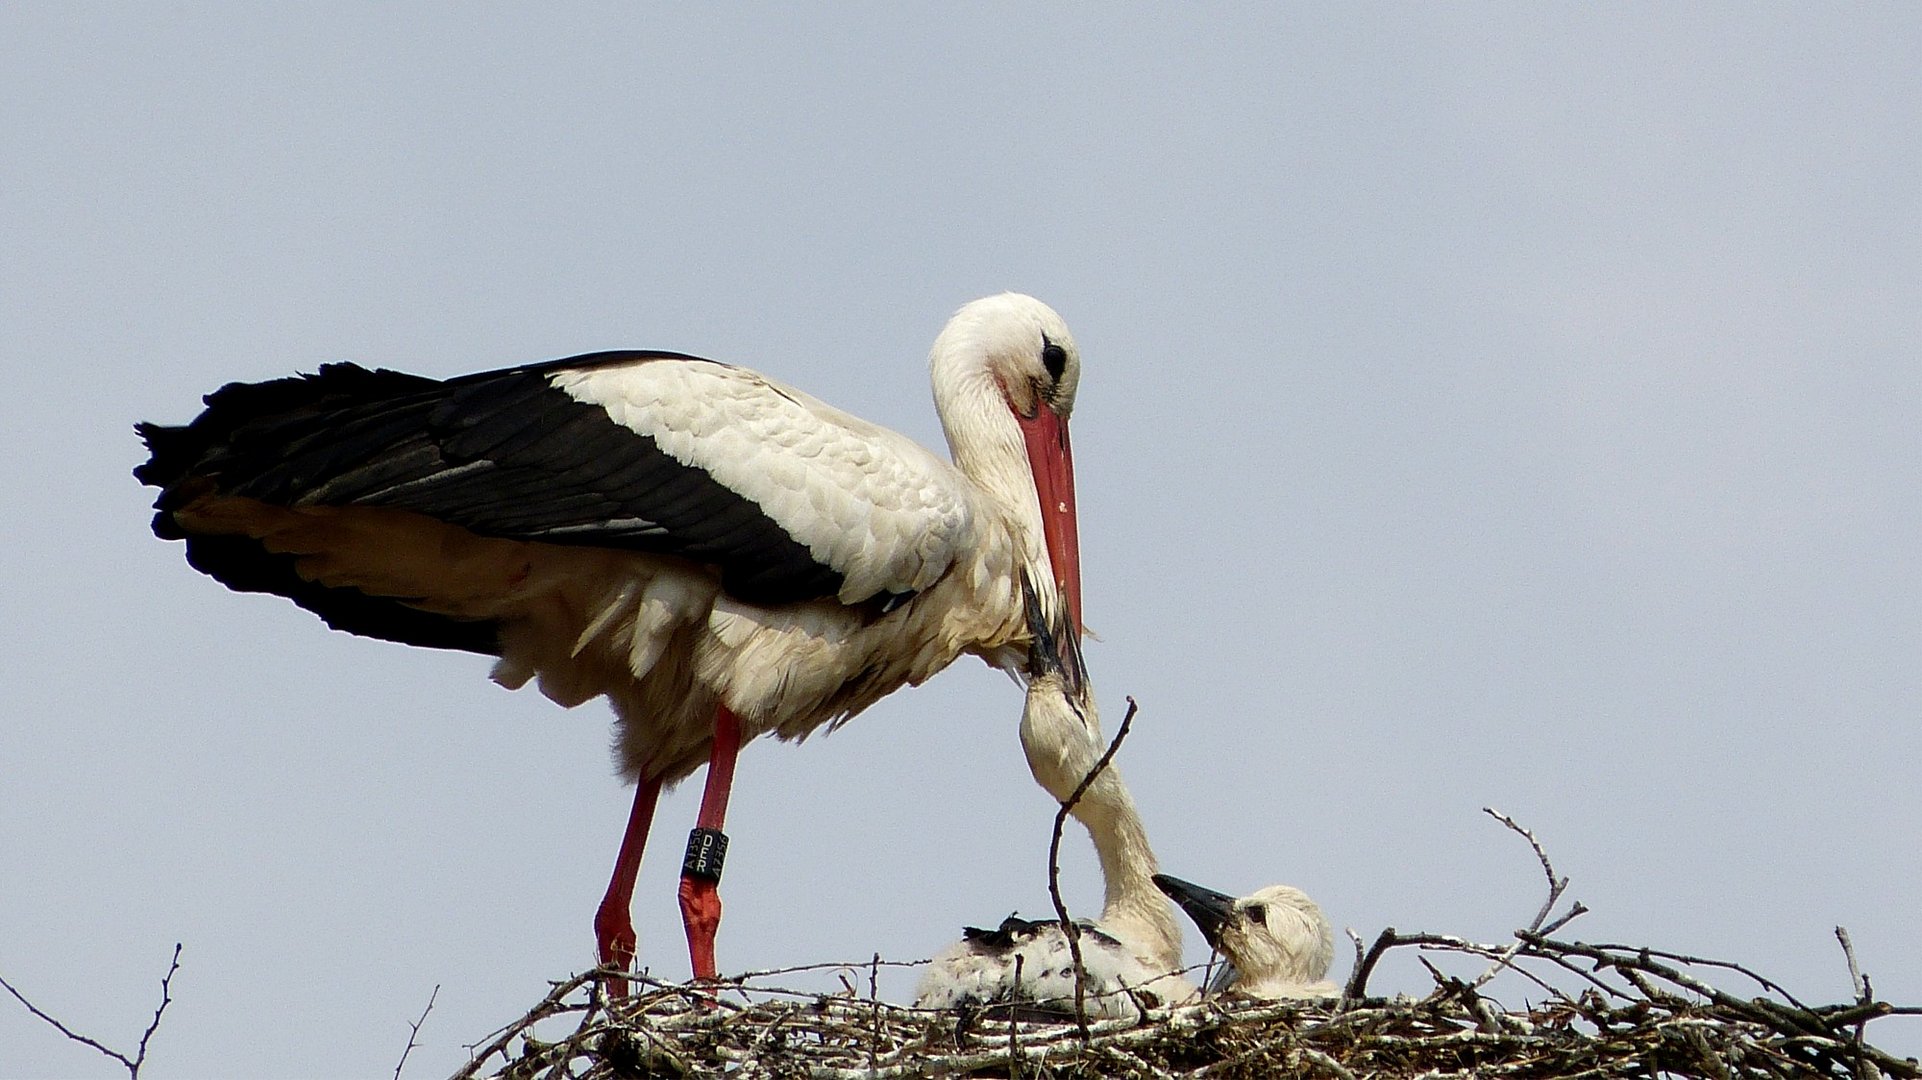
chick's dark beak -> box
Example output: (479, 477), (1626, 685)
(1153, 873), (1239, 950)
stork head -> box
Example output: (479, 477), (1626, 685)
(1017, 573), (1103, 804)
(929, 294), (1082, 639)
(931, 292), (1081, 420)
(1153, 874), (1337, 999)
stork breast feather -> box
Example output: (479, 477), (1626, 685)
(549, 362), (975, 602)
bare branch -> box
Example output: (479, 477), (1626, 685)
(1009, 954), (1023, 1076)
(1469, 809), (1577, 991)
(0, 942), (180, 1080)
(1482, 807), (1568, 921)
(1835, 925), (1880, 1080)
(452, 971), (597, 1077)
(1538, 900), (1591, 939)
(0, 972), (132, 1069)
(1554, 938), (1817, 1011)
(1837, 926), (1872, 1005)
(729, 957), (929, 981)
(392, 983), (439, 1080)
(1344, 927), (1398, 999)
(133, 945), (181, 1077)
(1046, 694), (1139, 1038)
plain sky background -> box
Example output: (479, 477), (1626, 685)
(4, 5), (1918, 1076)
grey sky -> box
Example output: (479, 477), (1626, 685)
(4, 5), (1918, 1075)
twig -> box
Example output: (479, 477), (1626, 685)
(132, 945), (180, 1078)
(1520, 933), (1832, 1034)
(1836, 926), (1879, 1080)
(0, 942), (181, 1080)
(1837, 927), (1871, 1005)
(451, 971), (597, 1077)
(731, 957), (930, 981)
(393, 983), (439, 1080)
(1470, 808), (1579, 992)
(868, 951), (883, 1074)
(1009, 954), (1023, 1080)
(1561, 939), (1817, 1012)
(1482, 808), (1569, 928)
(1539, 901), (1591, 939)
(1046, 694), (1140, 1038)
(1345, 927), (1398, 999)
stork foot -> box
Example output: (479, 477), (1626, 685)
(677, 873), (723, 982)
(595, 897), (637, 997)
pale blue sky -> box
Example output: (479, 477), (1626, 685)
(5, 5), (1919, 1075)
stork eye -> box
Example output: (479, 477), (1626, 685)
(1040, 337), (1068, 384)
(1243, 903), (1267, 924)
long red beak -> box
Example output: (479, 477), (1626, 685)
(1017, 403), (1082, 639)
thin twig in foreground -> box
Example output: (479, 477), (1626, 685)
(1046, 694), (1140, 1038)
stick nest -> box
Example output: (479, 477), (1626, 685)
(444, 770), (1918, 1080)
(450, 804), (1917, 1079)
(451, 941), (1920, 1080)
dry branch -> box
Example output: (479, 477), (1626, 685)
(1045, 693), (1141, 1034)
(395, 983), (441, 1079)
(0, 942), (181, 1080)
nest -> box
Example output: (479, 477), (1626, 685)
(443, 802), (1922, 1080)
(450, 808), (1918, 1079)
(449, 937), (1920, 1080)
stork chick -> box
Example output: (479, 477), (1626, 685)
(1153, 873), (1338, 999)
(916, 594), (1188, 1018)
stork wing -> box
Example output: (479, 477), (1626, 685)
(138, 351), (977, 617)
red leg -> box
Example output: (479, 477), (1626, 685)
(595, 773), (663, 997)
(678, 704), (743, 982)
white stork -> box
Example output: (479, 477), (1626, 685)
(1152, 874), (1338, 999)
(916, 608), (1190, 1018)
(135, 293), (1086, 986)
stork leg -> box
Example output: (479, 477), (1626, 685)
(594, 772), (663, 997)
(678, 704), (742, 982)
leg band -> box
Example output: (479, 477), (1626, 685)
(682, 826), (728, 882)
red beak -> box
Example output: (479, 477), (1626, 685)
(1017, 402), (1082, 640)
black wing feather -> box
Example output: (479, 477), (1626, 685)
(139, 352), (866, 653)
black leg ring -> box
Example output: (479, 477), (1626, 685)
(682, 827), (728, 882)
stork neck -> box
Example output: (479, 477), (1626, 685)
(932, 366), (1053, 582)
(1070, 769), (1183, 974)
(1017, 682), (1181, 975)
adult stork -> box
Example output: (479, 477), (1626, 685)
(135, 293), (1086, 985)
(1152, 874), (1338, 999)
